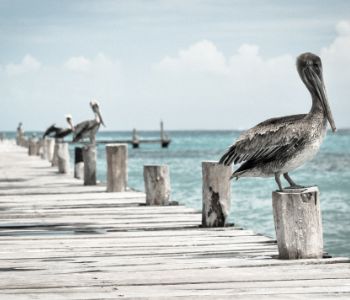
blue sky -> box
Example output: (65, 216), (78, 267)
(1, 0), (350, 130)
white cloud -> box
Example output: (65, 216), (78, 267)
(5, 55), (41, 76)
(320, 20), (350, 124)
(64, 56), (91, 72)
(321, 21), (350, 66)
(0, 53), (124, 130)
(335, 20), (350, 36)
(155, 40), (228, 74)
(63, 53), (119, 73)
(1, 21), (350, 130)
(152, 40), (299, 128)
(150, 21), (350, 129)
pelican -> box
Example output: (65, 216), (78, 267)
(218, 52), (336, 191)
(43, 115), (74, 139)
(72, 100), (105, 144)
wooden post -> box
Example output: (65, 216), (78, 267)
(22, 138), (28, 148)
(46, 139), (55, 163)
(16, 127), (24, 146)
(51, 139), (59, 166)
(143, 165), (170, 205)
(41, 139), (47, 159)
(28, 138), (38, 156)
(36, 139), (42, 156)
(57, 142), (70, 174)
(74, 147), (84, 179)
(272, 186), (323, 259)
(202, 161), (231, 227)
(83, 144), (96, 185)
(106, 144), (128, 192)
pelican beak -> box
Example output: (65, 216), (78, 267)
(66, 118), (75, 131)
(306, 66), (336, 132)
(97, 110), (106, 127)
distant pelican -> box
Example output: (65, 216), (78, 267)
(43, 115), (74, 139)
(72, 101), (105, 144)
(219, 52), (336, 191)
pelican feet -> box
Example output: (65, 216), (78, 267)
(274, 173), (308, 192)
(285, 184), (306, 189)
(281, 185), (308, 193)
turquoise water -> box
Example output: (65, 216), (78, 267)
(4, 130), (350, 257)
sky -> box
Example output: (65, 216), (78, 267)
(1, 0), (350, 130)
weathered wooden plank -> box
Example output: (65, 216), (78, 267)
(0, 142), (349, 300)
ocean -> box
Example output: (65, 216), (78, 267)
(4, 129), (350, 257)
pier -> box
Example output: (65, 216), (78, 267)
(68, 138), (171, 148)
(71, 121), (171, 148)
(1, 140), (350, 299)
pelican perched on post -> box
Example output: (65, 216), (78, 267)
(43, 115), (74, 139)
(72, 100), (105, 144)
(219, 52), (336, 191)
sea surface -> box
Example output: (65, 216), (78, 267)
(4, 130), (350, 257)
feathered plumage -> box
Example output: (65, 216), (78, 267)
(43, 115), (74, 139)
(218, 52), (336, 191)
(72, 101), (105, 144)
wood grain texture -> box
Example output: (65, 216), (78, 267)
(144, 165), (171, 205)
(106, 144), (128, 192)
(0, 142), (349, 300)
(83, 144), (96, 185)
(57, 142), (70, 174)
(28, 138), (38, 156)
(273, 187), (323, 259)
(45, 138), (55, 163)
(202, 161), (231, 227)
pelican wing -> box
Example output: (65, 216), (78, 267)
(219, 114), (307, 166)
(73, 120), (98, 142)
(43, 124), (58, 138)
(55, 128), (73, 139)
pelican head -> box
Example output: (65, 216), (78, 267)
(297, 52), (336, 132)
(65, 114), (75, 131)
(89, 100), (105, 127)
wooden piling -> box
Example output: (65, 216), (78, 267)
(83, 144), (96, 185)
(28, 138), (38, 156)
(46, 139), (55, 163)
(272, 186), (323, 259)
(74, 147), (84, 180)
(143, 165), (171, 205)
(202, 161), (231, 227)
(2, 142), (350, 299)
(38, 139), (45, 158)
(41, 139), (48, 160)
(16, 126), (24, 146)
(22, 138), (29, 148)
(57, 142), (70, 174)
(51, 139), (59, 166)
(106, 144), (128, 192)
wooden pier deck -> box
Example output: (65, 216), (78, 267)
(0, 141), (350, 299)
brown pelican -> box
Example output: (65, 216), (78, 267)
(219, 52), (336, 191)
(43, 115), (74, 139)
(72, 101), (105, 144)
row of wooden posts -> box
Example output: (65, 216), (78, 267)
(17, 135), (324, 260)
